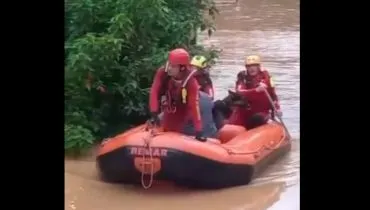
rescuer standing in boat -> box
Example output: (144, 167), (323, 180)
(228, 55), (282, 129)
(149, 48), (217, 141)
(190, 55), (215, 100)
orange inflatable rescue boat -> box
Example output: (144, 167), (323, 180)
(96, 122), (291, 189)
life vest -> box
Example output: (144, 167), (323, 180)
(236, 69), (278, 111)
(158, 68), (197, 107)
(237, 69), (272, 89)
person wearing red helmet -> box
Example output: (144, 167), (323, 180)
(228, 55), (282, 129)
(149, 48), (217, 141)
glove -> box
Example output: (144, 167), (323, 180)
(149, 112), (160, 126)
(273, 101), (280, 110)
(195, 131), (207, 142)
(273, 101), (282, 117)
(275, 109), (283, 117)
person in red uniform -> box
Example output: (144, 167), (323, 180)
(190, 55), (214, 100)
(149, 48), (210, 141)
(228, 55), (282, 129)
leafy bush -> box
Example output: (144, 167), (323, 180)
(65, 124), (95, 156)
(65, 0), (220, 155)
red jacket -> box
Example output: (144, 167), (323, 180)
(194, 73), (214, 100)
(149, 67), (202, 132)
(228, 69), (280, 126)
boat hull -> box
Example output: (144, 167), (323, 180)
(96, 123), (291, 189)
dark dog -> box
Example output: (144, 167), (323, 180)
(212, 90), (251, 129)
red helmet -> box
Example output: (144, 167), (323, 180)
(168, 48), (190, 66)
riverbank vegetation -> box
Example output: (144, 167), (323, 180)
(65, 0), (220, 156)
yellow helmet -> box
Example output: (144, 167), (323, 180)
(191, 55), (208, 69)
(245, 55), (261, 65)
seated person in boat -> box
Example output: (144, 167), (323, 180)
(190, 55), (225, 130)
(190, 55), (215, 100)
(228, 55), (282, 129)
(149, 48), (217, 142)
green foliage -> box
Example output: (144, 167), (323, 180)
(65, 124), (95, 156)
(65, 0), (220, 155)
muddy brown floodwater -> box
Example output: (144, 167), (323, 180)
(65, 0), (300, 209)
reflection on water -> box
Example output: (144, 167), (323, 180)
(268, 183), (300, 210)
(65, 0), (300, 209)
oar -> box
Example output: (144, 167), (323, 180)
(262, 88), (291, 139)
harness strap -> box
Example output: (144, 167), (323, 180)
(182, 69), (197, 88)
(164, 62), (169, 72)
(180, 69), (197, 104)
